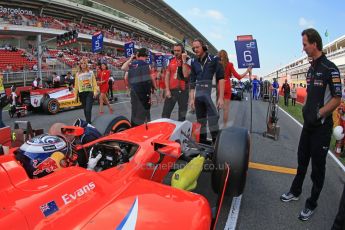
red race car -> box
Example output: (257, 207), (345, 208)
(0, 116), (250, 229)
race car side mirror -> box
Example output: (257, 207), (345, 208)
(148, 140), (181, 180)
(152, 140), (181, 159)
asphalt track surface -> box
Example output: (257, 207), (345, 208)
(2, 93), (345, 230)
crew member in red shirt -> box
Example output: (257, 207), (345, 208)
(162, 43), (191, 121)
(97, 63), (113, 114)
(218, 50), (251, 127)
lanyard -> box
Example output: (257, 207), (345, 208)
(200, 56), (208, 72)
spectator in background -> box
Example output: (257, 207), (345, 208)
(97, 63), (113, 114)
(32, 64), (38, 71)
(74, 58), (98, 124)
(64, 72), (74, 90)
(271, 78), (279, 102)
(259, 77), (264, 99)
(53, 72), (61, 88)
(32, 77), (41, 89)
(252, 76), (260, 100)
(9, 85), (18, 116)
(291, 83), (297, 106)
(282, 79), (291, 106)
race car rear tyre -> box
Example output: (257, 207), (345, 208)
(211, 126), (250, 197)
(93, 115), (131, 135)
(42, 98), (60, 115)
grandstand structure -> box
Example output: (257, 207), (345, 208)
(0, 0), (217, 85)
(264, 34), (345, 86)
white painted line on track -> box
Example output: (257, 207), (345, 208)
(278, 106), (345, 173)
(225, 195), (242, 230)
(112, 100), (131, 105)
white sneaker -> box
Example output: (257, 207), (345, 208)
(280, 192), (299, 202)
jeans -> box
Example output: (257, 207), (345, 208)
(162, 89), (189, 121)
(195, 92), (219, 143)
(79, 92), (94, 124)
(290, 124), (332, 210)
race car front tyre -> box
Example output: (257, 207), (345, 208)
(93, 115), (131, 135)
(42, 98), (60, 115)
(211, 126), (250, 197)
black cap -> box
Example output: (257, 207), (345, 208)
(137, 48), (148, 57)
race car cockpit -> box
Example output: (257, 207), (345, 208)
(14, 134), (138, 178)
(85, 140), (138, 172)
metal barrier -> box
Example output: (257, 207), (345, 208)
(2, 69), (71, 86)
(2, 68), (125, 86)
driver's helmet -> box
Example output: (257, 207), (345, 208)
(15, 134), (69, 178)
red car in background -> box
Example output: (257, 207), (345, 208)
(20, 87), (81, 115)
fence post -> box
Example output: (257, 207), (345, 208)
(37, 34), (42, 84)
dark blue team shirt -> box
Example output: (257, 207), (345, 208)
(189, 53), (224, 89)
(128, 60), (152, 92)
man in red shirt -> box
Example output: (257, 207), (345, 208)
(162, 43), (191, 121)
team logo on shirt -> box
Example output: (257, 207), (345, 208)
(332, 78), (341, 83)
(314, 79), (323, 87)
